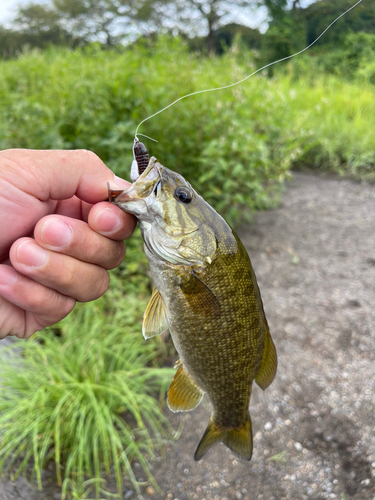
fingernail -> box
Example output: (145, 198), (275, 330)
(41, 218), (72, 247)
(17, 241), (47, 267)
(0, 265), (18, 286)
(94, 208), (122, 234)
(114, 175), (131, 189)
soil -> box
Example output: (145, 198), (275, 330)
(1, 172), (374, 500)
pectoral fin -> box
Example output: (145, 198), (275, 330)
(255, 321), (277, 390)
(180, 272), (220, 319)
(167, 364), (204, 412)
(142, 288), (169, 339)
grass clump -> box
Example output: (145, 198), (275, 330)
(0, 281), (173, 499)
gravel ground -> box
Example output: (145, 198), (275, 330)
(1, 172), (374, 500)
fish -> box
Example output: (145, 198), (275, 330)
(108, 142), (277, 461)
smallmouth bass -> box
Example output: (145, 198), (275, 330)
(109, 142), (277, 461)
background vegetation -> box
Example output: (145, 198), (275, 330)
(0, 37), (374, 223)
(0, 0), (374, 498)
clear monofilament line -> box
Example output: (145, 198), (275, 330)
(134, 0), (363, 139)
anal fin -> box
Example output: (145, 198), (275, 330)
(255, 320), (277, 390)
(142, 288), (169, 340)
(167, 364), (204, 412)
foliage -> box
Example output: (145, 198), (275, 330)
(0, 40), (293, 224)
(187, 23), (262, 55)
(258, 0), (375, 65)
(301, 0), (375, 47)
(0, 40), (374, 222)
(1, 0), (375, 58)
(10, 0), (169, 47)
(308, 32), (375, 80)
(0, 21), (77, 59)
(0, 254), (173, 499)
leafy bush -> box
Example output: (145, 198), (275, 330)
(0, 39), (298, 224)
(300, 32), (375, 79)
(0, 39), (373, 226)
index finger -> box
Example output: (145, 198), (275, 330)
(0, 149), (130, 204)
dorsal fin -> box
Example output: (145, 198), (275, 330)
(255, 320), (277, 390)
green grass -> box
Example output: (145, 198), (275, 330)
(0, 254), (174, 499)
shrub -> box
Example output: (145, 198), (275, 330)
(0, 39), (373, 225)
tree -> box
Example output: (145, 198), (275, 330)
(13, 4), (78, 41)
(168, 0), (260, 53)
(49, 0), (170, 45)
(187, 22), (262, 54)
(262, 0), (288, 21)
(260, 0), (304, 64)
(4, 0), (171, 49)
(0, 4), (78, 57)
(302, 0), (375, 47)
(0, 0), (291, 55)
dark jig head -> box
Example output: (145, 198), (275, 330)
(133, 140), (149, 175)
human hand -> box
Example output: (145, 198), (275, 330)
(0, 149), (136, 339)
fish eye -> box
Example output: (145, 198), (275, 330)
(174, 186), (192, 204)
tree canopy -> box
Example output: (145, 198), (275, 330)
(0, 0), (374, 58)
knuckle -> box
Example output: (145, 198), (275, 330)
(106, 242), (126, 270)
(30, 295), (76, 331)
(25, 292), (48, 311)
(81, 269), (109, 302)
(59, 264), (77, 289)
(52, 295), (76, 319)
(79, 149), (102, 166)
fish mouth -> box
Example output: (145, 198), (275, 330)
(108, 145), (160, 206)
(107, 184), (127, 203)
(108, 183), (138, 205)
(108, 183), (149, 218)
(107, 154), (160, 216)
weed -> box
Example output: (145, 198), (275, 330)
(268, 451), (288, 463)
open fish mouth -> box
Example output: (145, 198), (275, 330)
(107, 140), (159, 205)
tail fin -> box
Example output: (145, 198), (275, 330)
(194, 416), (253, 461)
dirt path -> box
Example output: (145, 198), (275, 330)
(1, 173), (374, 500)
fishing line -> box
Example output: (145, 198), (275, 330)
(134, 0), (363, 140)
(137, 133), (158, 143)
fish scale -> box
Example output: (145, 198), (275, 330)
(110, 146), (277, 460)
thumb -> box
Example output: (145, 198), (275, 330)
(1, 149), (129, 204)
